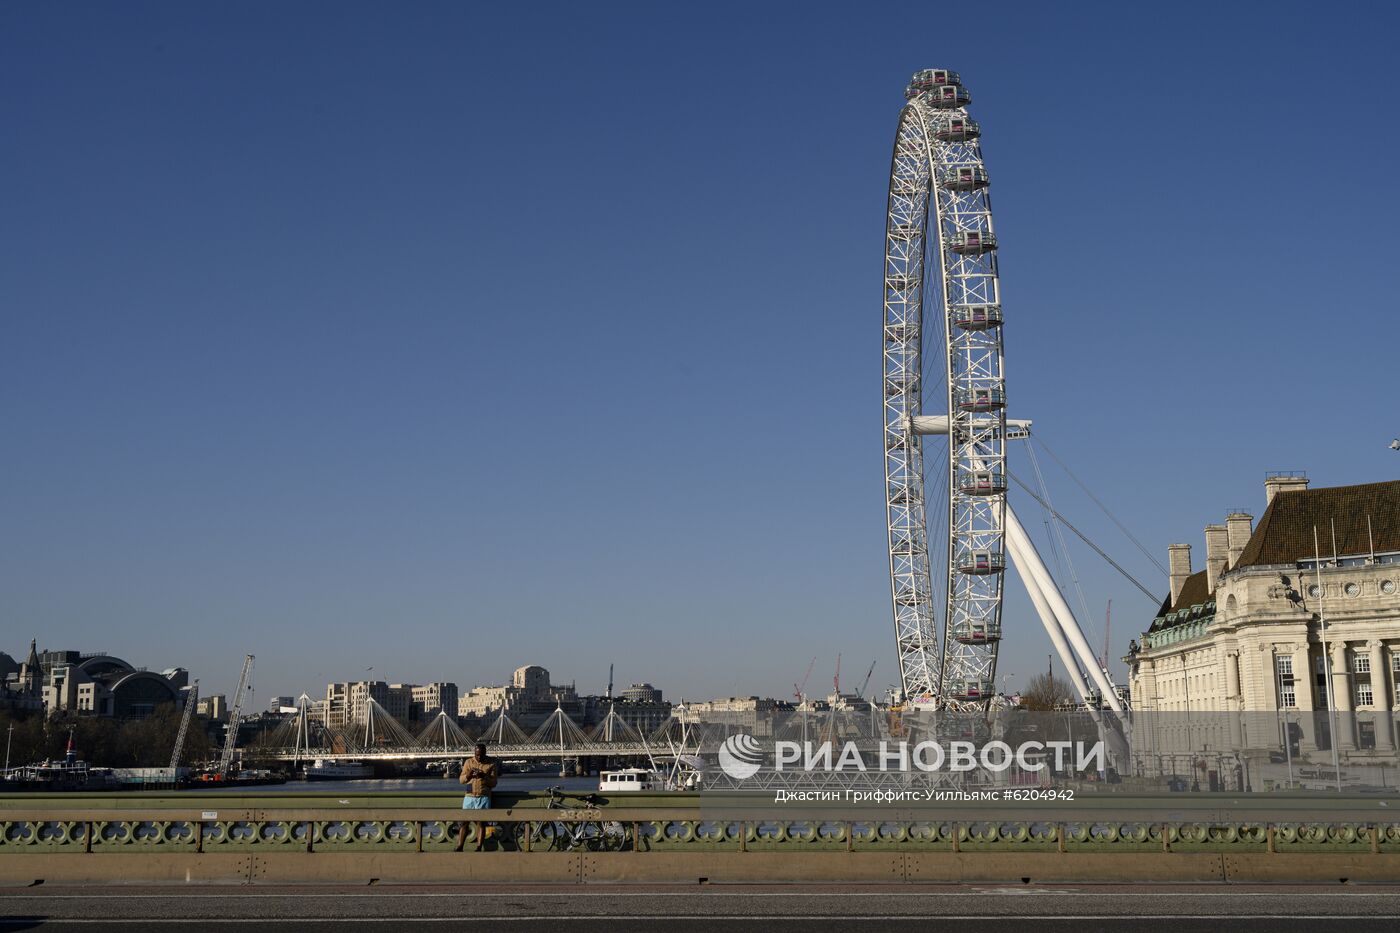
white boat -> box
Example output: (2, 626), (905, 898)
(304, 759), (373, 781)
(598, 767), (663, 792)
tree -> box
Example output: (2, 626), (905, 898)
(1020, 672), (1075, 711)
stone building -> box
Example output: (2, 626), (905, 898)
(409, 683), (458, 723)
(457, 665), (582, 731)
(321, 680), (415, 727)
(1, 642), (190, 720)
(619, 683), (663, 704)
(1127, 475), (1400, 775)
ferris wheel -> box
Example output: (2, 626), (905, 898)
(882, 69), (1125, 713)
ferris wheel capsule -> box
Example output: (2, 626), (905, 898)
(955, 386), (1006, 412)
(948, 678), (995, 701)
(909, 68), (961, 89)
(957, 469), (1007, 496)
(920, 84), (971, 109)
(951, 304), (1003, 331)
(935, 117), (980, 142)
(946, 230), (997, 254)
(957, 551), (1005, 576)
(952, 622), (1001, 644)
(940, 165), (988, 191)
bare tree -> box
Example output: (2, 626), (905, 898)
(1019, 672), (1075, 711)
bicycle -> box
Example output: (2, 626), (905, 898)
(511, 786), (631, 852)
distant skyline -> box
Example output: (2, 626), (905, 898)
(4, 2), (1398, 701)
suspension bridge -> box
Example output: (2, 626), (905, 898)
(248, 697), (899, 766)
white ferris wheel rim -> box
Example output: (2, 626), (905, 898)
(882, 70), (1007, 710)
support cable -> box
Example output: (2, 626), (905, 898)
(1008, 470), (1163, 605)
(1026, 440), (1098, 652)
(1033, 436), (1169, 576)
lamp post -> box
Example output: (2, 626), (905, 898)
(1240, 718), (1253, 792)
(3, 723), (11, 776)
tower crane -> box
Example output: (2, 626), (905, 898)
(1100, 600), (1112, 672)
(857, 661), (877, 700)
(793, 656), (817, 704)
(169, 679), (199, 779)
(218, 655), (254, 777)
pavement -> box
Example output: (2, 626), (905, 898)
(3, 885), (1400, 931)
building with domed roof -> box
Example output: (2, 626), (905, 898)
(2, 642), (189, 719)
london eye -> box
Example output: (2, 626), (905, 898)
(882, 69), (1124, 714)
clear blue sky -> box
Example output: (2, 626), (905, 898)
(3, 2), (1398, 703)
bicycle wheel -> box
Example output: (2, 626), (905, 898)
(598, 821), (630, 852)
(535, 820), (570, 852)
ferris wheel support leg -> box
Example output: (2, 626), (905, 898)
(1007, 546), (1131, 770)
(1009, 554), (1096, 707)
(1003, 503), (1126, 714)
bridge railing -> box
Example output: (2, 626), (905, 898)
(4, 799), (1400, 856)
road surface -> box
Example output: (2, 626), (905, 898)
(3, 884), (1400, 931)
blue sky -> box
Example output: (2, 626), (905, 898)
(3, 2), (1398, 702)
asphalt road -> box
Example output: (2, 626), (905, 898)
(3, 885), (1400, 931)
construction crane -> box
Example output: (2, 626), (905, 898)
(218, 655), (254, 777)
(1100, 599), (1112, 672)
(833, 653), (842, 697)
(793, 656), (817, 704)
(857, 660), (877, 699)
(168, 679), (199, 779)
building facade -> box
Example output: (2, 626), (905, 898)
(457, 665), (582, 731)
(409, 683), (458, 723)
(1128, 475), (1400, 776)
(3, 642), (190, 720)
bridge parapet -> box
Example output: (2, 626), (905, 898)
(4, 793), (1400, 884)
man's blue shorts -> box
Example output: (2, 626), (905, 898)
(462, 795), (490, 810)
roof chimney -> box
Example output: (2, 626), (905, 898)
(1264, 471), (1309, 506)
(1225, 511), (1253, 568)
(1168, 543), (1192, 607)
(1204, 524), (1228, 592)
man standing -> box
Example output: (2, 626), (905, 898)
(457, 742), (499, 851)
